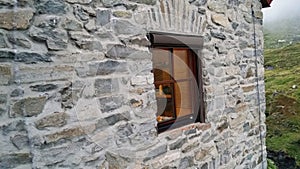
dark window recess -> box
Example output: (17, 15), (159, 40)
(148, 32), (205, 133)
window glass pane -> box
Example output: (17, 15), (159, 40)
(174, 81), (193, 118)
(155, 83), (176, 122)
(152, 49), (172, 81)
(173, 49), (190, 80)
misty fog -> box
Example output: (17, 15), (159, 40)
(263, 0), (300, 23)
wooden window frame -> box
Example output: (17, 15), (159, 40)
(148, 32), (205, 133)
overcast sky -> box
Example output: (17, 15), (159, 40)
(262, 0), (300, 23)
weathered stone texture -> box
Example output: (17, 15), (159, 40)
(0, 9), (34, 30)
(35, 112), (69, 129)
(0, 0), (267, 168)
(11, 97), (47, 117)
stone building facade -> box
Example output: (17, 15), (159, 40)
(0, 0), (267, 168)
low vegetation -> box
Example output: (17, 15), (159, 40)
(265, 43), (300, 167)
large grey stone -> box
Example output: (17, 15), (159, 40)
(35, 112), (69, 129)
(0, 153), (32, 168)
(128, 0), (156, 5)
(211, 14), (229, 27)
(15, 52), (52, 64)
(35, 0), (66, 14)
(0, 8), (34, 30)
(101, 0), (123, 7)
(179, 156), (194, 169)
(10, 88), (24, 97)
(0, 50), (52, 63)
(144, 145), (167, 161)
(113, 11), (132, 18)
(1, 120), (26, 135)
(169, 138), (187, 150)
(99, 95), (124, 112)
(0, 63), (12, 85)
(74, 4), (90, 21)
(113, 19), (143, 35)
(208, 1), (226, 13)
(30, 84), (58, 92)
(62, 18), (83, 31)
(46, 39), (68, 51)
(104, 112), (130, 126)
(0, 0), (15, 6)
(96, 9), (112, 26)
(10, 134), (29, 150)
(0, 94), (7, 104)
(7, 32), (31, 49)
(66, 0), (92, 4)
(88, 60), (127, 76)
(75, 39), (102, 51)
(11, 97), (47, 117)
(210, 30), (226, 40)
(0, 31), (8, 48)
(95, 78), (119, 96)
(106, 44), (139, 59)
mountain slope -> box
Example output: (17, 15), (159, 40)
(264, 43), (300, 167)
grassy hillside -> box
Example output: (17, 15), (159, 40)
(265, 43), (300, 166)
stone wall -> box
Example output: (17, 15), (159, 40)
(0, 0), (267, 168)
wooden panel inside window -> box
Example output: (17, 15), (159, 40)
(173, 49), (190, 80)
(175, 81), (193, 117)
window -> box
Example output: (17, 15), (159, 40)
(148, 32), (204, 133)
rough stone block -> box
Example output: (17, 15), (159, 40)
(0, 63), (12, 85)
(96, 9), (111, 26)
(30, 84), (58, 92)
(0, 31), (8, 48)
(0, 153), (32, 168)
(102, 112), (130, 127)
(7, 32), (31, 49)
(10, 134), (29, 150)
(16, 52), (52, 63)
(75, 39), (102, 51)
(62, 18), (83, 31)
(66, 0), (92, 4)
(128, 0), (156, 5)
(99, 95), (124, 113)
(169, 138), (187, 150)
(130, 76), (148, 86)
(208, 1), (226, 13)
(113, 11), (132, 18)
(179, 156), (194, 169)
(0, 8), (34, 30)
(46, 39), (68, 51)
(35, 0), (66, 14)
(88, 60), (127, 76)
(94, 78), (119, 96)
(144, 145), (167, 161)
(84, 19), (96, 32)
(0, 94), (7, 104)
(44, 124), (95, 143)
(113, 19), (144, 35)
(15, 65), (73, 83)
(0, 50), (52, 64)
(212, 14), (229, 27)
(101, 0), (123, 7)
(210, 30), (226, 40)
(11, 97), (47, 117)
(1, 120), (26, 135)
(35, 112), (69, 129)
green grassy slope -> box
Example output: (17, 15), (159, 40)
(265, 43), (300, 166)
